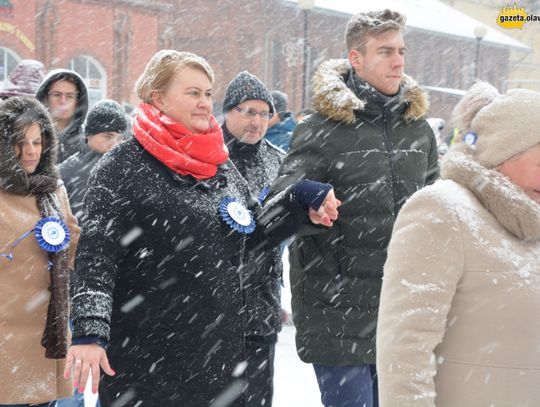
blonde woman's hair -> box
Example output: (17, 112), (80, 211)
(135, 50), (215, 103)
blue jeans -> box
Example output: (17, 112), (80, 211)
(313, 364), (379, 407)
(56, 389), (101, 407)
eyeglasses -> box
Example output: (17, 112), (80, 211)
(234, 106), (273, 120)
(47, 91), (78, 101)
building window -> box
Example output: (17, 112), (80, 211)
(0, 47), (21, 85)
(67, 55), (106, 106)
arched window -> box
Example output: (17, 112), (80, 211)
(0, 47), (21, 85)
(67, 55), (107, 106)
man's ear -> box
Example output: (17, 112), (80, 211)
(348, 49), (363, 74)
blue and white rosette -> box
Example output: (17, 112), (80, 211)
(34, 217), (71, 253)
(463, 131), (478, 145)
(219, 197), (256, 234)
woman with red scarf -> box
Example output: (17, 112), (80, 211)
(63, 50), (339, 406)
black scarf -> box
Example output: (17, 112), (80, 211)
(12, 174), (70, 359)
(222, 123), (262, 179)
(346, 71), (404, 111)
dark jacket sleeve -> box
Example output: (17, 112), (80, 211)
(71, 168), (127, 342)
(249, 184), (308, 251)
(266, 117), (331, 239)
(250, 179), (332, 251)
(269, 119), (329, 195)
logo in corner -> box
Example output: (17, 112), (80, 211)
(497, 4), (528, 29)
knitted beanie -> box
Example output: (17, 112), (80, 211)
(271, 90), (288, 113)
(223, 71), (274, 114)
(85, 99), (129, 137)
(452, 82), (540, 168)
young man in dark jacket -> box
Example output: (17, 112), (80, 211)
(59, 99), (128, 219)
(36, 69), (89, 163)
(222, 71), (285, 407)
(269, 9), (439, 407)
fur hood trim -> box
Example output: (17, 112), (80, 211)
(311, 59), (429, 124)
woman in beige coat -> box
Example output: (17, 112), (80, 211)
(0, 97), (79, 406)
(377, 82), (540, 407)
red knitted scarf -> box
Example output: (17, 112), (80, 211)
(133, 103), (229, 179)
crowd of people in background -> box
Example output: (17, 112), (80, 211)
(0, 7), (539, 407)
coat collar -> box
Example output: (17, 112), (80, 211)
(311, 59), (430, 125)
(221, 123), (262, 157)
(442, 145), (540, 241)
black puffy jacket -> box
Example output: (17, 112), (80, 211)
(269, 59), (440, 366)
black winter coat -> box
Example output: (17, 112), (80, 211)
(71, 138), (303, 406)
(223, 125), (285, 339)
(269, 60), (440, 366)
(58, 146), (103, 218)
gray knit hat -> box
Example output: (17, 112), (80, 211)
(85, 99), (129, 137)
(452, 81), (540, 168)
(223, 71), (274, 114)
(271, 90), (288, 113)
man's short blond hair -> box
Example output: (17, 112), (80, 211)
(135, 50), (215, 103)
(345, 9), (406, 53)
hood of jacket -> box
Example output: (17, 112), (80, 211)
(311, 59), (429, 125)
(442, 144), (540, 241)
(36, 69), (89, 136)
(0, 97), (58, 194)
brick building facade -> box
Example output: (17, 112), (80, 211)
(0, 0), (514, 120)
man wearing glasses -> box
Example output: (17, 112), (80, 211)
(36, 69), (88, 163)
(222, 71), (285, 407)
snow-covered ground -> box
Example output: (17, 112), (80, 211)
(273, 245), (322, 406)
(274, 325), (322, 406)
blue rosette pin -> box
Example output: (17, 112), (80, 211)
(34, 217), (71, 253)
(463, 132), (478, 145)
(258, 186), (270, 204)
(219, 197), (256, 234)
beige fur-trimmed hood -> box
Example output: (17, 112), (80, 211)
(442, 144), (540, 241)
(311, 59), (429, 125)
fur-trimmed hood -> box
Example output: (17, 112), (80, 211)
(311, 59), (429, 124)
(0, 96), (58, 194)
(441, 144), (540, 241)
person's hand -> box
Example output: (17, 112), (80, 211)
(309, 189), (341, 227)
(63, 344), (115, 394)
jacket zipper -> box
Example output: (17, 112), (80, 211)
(380, 109), (400, 218)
